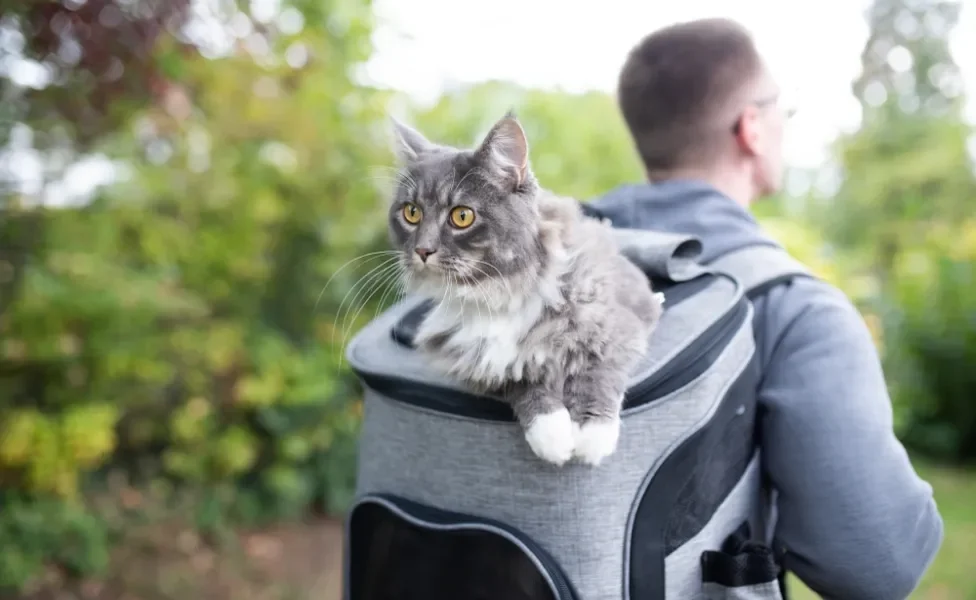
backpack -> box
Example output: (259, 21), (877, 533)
(341, 224), (812, 600)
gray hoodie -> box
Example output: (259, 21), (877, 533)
(589, 180), (944, 600)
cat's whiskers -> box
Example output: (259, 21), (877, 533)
(465, 258), (514, 299)
(444, 260), (483, 323)
(450, 272), (466, 326)
(330, 254), (400, 338)
(332, 256), (402, 365)
(365, 166), (418, 196)
(463, 261), (501, 321)
(314, 250), (400, 313)
(374, 266), (410, 320)
(470, 275), (497, 324)
(341, 260), (404, 352)
(340, 257), (402, 337)
(429, 266), (456, 322)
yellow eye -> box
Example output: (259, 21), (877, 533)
(402, 203), (422, 224)
(449, 206), (475, 229)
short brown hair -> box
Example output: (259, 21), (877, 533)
(616, 18), (764, 174)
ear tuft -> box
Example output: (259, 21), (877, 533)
(476, 113), (530, 187)
(390, 116), (435, 164)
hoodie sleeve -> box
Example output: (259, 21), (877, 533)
(756, 277), (944, 600)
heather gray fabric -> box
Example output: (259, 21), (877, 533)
(590, 180), (944, 599)
(610, 228), (705, 281)
(663, 453), (763, 599)
(350, 292), (756, 600)
(706, 246), (811, 294)
(701, 581), (783, 600)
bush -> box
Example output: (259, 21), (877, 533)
(0, 28), (386, 499)
(883, 221), (976, 461)
(0, 493), (109, 592)
(0, 2), (388, 590)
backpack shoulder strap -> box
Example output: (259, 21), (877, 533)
(706, 244), (816, 300)
(707, 243), (815, 578)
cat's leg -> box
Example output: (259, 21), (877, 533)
(507, 380), (575, 466)
(564, 368), (629, 466)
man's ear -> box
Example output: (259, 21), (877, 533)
(475, 112), (530, 188)
(733, 105), (764, 157)
(390, 116), (435, 164)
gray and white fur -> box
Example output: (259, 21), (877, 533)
(386, 113), (664, 466)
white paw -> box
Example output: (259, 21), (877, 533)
(524, 409), (576, 466)
(573, 417), (621, 465)
(653, 291), (666, 306)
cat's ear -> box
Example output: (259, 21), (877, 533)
(390, 116), (435, 164)
(475, 112), (530, 188)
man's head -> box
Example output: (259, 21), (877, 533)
(617, 18), (791, 205)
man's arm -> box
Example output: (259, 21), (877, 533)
(758, 279), (943, 599)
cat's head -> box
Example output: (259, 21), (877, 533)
(386, 113), (544, 298)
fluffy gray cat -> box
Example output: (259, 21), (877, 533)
(387, 113), (664, 466)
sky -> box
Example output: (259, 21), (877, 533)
(363, 0), (976, 170)
(3, 0), (976, 203)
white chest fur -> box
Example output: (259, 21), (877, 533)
(416, 293), (552, 386)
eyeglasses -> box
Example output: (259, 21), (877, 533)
(731, 94), (796, 134)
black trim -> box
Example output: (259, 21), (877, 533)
(359, 289), (747, 422)
(647, 273), (711, 310)
(390, 298), (435, 348)
(348, 494), (580, 600)
(578, 200), (606, 221)
(628, 355), (761, 600)
(624, 298), (747, 408)
(359, 373), (515, 421)
(700, 520), (782, 588)
(745, 273), (812, 300)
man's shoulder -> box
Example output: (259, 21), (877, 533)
(582, 184), (647, 222)
(753, 271), (875, 366)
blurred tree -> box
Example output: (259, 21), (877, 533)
(822, 0), (976, 461)
(1, 0), (192, 367)
(0, 0), (193, 150)
(1, 0), (390, 590)
(853, 0), (963, 119)
(404, 81), (645, 200)
(884, 221), (976, 461)
(823, 0), (974, 284)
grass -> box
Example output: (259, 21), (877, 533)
(788, 459), (976, 599)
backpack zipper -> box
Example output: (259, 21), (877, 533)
(622, 297), (748, 408)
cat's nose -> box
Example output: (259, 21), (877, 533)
(415, 247), (437, 262)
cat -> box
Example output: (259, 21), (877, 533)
(386, 112), (665, 466)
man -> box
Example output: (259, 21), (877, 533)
(589, 18), (944, 599)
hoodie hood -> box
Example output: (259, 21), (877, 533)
(588, 180), (782, 264)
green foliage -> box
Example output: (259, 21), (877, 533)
(0, 0), (391, 591)
(882, 223), (976, 461)
(822, 116), (975, 279)
(1, 0), (386, 498)
(0, 493), (109, 592)
(820, 0), (976, 461)
(407, 81), (645, 200)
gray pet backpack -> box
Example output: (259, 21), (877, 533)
(342, 224), (812, 600)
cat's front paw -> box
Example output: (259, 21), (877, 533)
(524, 409), (576, 466)
(573, 417), (621, 466)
